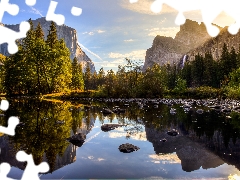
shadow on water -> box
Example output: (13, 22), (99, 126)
(0, 98), (240, 177)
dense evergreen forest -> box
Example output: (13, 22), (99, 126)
(1, 19), (240, 99)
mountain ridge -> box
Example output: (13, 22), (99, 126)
(0, 17), (95, 73)
(143, 19), (227, 70)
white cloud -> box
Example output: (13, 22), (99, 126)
(124, 39), (134, 42)
(149, 154), (181, 164)
(82, 30), (105, 36)
(108, 49), (146, 60)
(82, 31), (94, 35)
(78, 42), (103, 61)
(29, 7), (43, 17)
(121, 0), (235, 27)
(95, 59), (125, 68)
(121, 0), (177, 15)
(97, 30), (105, 33)
(147, 27), (180, 38)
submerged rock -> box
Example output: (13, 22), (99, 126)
(118, 143), (140, 153)
(196, 109), (204, 114)
(167, 129), (179, 136)
(67, 133), (85, 147)
(101, 124), (124, 132)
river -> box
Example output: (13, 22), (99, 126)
(1, 98), (240, 179)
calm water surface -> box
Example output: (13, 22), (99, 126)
(1, 99), (240, 179)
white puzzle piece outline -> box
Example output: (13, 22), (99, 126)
(46, 0), (65, 25)
(25, 0), (36, 6)
(0, 0), (83, 178)
(0, 163), (15, 180)
(0, 21), (30, 54)
(0, 100), (19, 136)
(130, 0), (240, 37)
(0, 0), (19, 22)
(16, 151), (49, 180)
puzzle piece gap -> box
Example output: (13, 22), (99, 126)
(25, 0), (36, 6)
(0, 163), (14, 180)
(0, 116), (19, 136)
(132, 0), (240, 37)
(16, 151), (49, 180)
(0, 0), (19, 22)
(71, 6), (82, 16)
(0, 100), (9, 111)
(46, 1), (65, 25)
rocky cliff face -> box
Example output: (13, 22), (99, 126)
(187, 27), (240, 61)
(0, 17), (95, 72)
(143, 19), (212, 70)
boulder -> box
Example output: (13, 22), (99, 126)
(67, 133), (85, 147)
(118, 143), (140, 153)
(167, 129), (179, 136)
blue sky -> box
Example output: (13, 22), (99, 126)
(2, 0), (235, 71)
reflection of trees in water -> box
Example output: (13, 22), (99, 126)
(5, 99), (74, 172)
(4, 99), (240, 172)
(95, 102), (240, 149)
(95, 102), (240, 155)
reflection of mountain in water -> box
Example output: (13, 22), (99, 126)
(0, 111), (96, 174)
(188, 129), (240, 171)
(145, 125), (224, 172)
(0, 136), (76, 172)
(0, 136), (25, 169)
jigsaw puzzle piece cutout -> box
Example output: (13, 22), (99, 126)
(0, 0), (19, 22)
(129, 0), (138, 3)
(25, 0), (36, 6)
(71, 6), (82, 16)
(0, 116), (19, 136)
(0, 21), (30, 54)
(151, 0), (201, 25)
(0, 163), (15, 180)
(16, 151), (49, 180)
(223, 0), (240, 35)
(46, 0), (65, 25)
(199, 0), (224, 37)
(0, 100), (9, 111)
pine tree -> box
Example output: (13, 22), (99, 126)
(71, 57), (84, 91)
(35, 22), (44, 40)
(97, 67), (105, 87)
(219, 43), (230, 80)
(46, 21), (58, 48)
(230, 46), (237, 71)
(84, 63), (92, 90)
(192, 53), (204, 86)
(105, 69), (116, 96)
(48, 38), (72, 93)
(4, 21), (72, 95)
(181, 61), (192, 87)
(22, 18), (35, 50)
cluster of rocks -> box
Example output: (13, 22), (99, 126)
(101, 106), (126, 115)
(102, 107), (113, 114)
(74, 97), (240, 116)
(118, 143), (140, 153)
